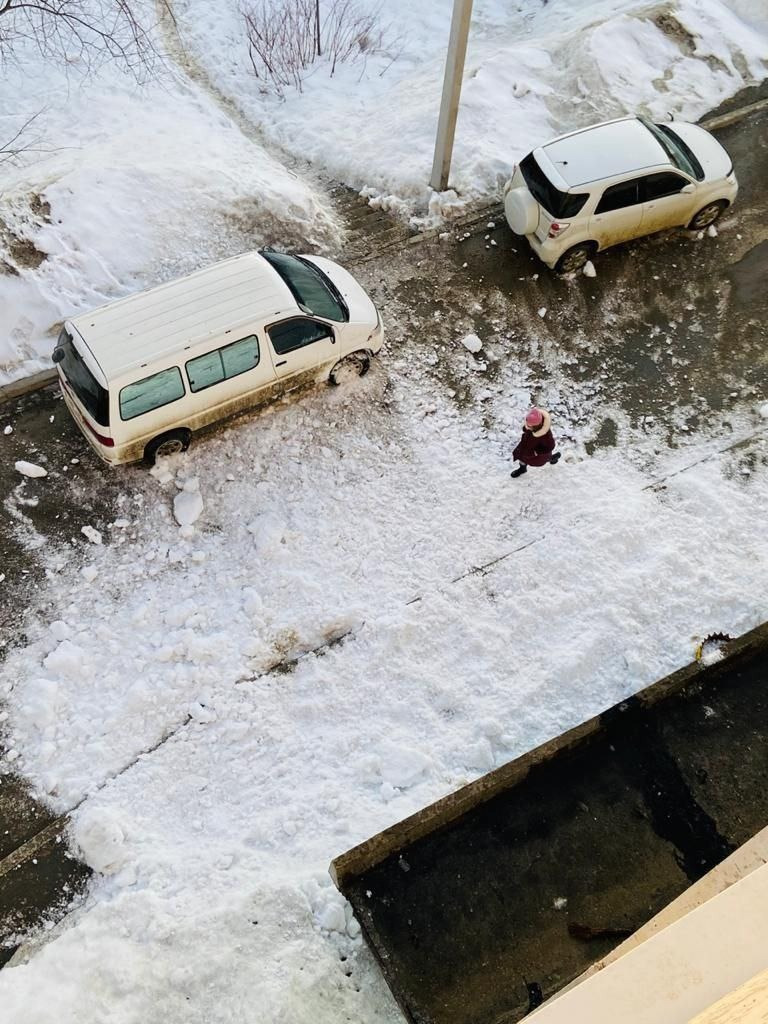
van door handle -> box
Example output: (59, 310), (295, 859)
(276, 360), (287, 367)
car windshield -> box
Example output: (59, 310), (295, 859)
(520, 153), (588, 219)
(261, 250), (348, 322)
(55, 328), (110, 426)
(640, 118), (704, 181)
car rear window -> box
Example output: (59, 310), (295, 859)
(520, 154), (588, 219)
(55, 328), (110, 426)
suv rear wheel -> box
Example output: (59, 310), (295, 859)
(688, 201), (727, 231)
(555, 242), (595, 275)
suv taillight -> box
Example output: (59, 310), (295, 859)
(548, 221), (571, 238)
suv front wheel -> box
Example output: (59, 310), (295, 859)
(555, 243), (595, 275)
(688, 201), (727, 231)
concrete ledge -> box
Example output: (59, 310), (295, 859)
(0, 369), (57, 407)
(331, 619), (768, 888)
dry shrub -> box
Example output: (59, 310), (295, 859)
(241, 0), (397, 95)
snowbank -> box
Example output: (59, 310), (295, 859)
(173, 0), (768, 219)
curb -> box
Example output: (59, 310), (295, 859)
(0, 368), (57, 407)
(2, 93), (766, 408)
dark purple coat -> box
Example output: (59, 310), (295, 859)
(513, 426), (555, 467)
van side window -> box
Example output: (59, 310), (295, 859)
(119, 366), (185, 420)
(186, 335), (260, 393)
(268, 318), (332, 356)
(595, 180), (641, 214)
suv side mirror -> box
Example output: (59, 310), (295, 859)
(681, 183), (696, 194)
(52, 348), (65, 364)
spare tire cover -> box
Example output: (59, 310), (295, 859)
(505, 188), (539, 235)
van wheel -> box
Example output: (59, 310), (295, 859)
(144, 429), (191, 465)
(555, 243), (595, 275)
(329, 351), (371, 386)
(688, 201), (727, 231)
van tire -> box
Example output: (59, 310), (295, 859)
(144, 429), (191, 465)
(687, 200), (727, 231)
(329, 351), (371, 386)
(555, 243), (595, 275)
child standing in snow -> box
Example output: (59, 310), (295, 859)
(511, 408), (561, 478)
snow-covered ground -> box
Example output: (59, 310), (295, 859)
(1, 0), (767, 1018)
(174, 0), (768, 217)
(1, 362), (767, 1021)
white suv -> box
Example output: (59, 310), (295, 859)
(503, 116), (738, 273)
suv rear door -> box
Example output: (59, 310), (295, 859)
(590, 179), (644, 248)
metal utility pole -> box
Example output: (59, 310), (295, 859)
(430, 0), (474, 193)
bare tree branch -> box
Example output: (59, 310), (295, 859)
(0, 0), (166, 80)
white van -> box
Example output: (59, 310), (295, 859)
(54, 249), (384, 465)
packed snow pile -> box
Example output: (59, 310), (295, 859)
(173, 0), (768, 218)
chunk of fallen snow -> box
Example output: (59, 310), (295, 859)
(554, 896), (568, 910)
(49, 620), (70, 642)
(317, 903), (347, 933)
(707, 224), (718, 238)
(4, 425), (12, 435)
(174, 478), (203, 528)
(81, 565), (98, 583)
(15, 460), (47, 478)
(73, 807), (128, 875)
(43, 639), (85, 680)
(583, 261), (596, 278)
(188, 701), (217, 724)
(81, 525), (102, 545)
(757, 402), (768, 419)
(378, 740), (432, 789)
(461, 333), (483, 354)
(538, 307), (547, 318)
(247, 514), (286, 554)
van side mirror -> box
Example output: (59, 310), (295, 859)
(52, 348), (65, 364)
(681, 183), (696, 194)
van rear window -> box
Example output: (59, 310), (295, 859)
(520, 154), (588, 219)
(56, 328), (110, 426)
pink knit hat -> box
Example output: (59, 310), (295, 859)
(525, 407), (544, 428)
